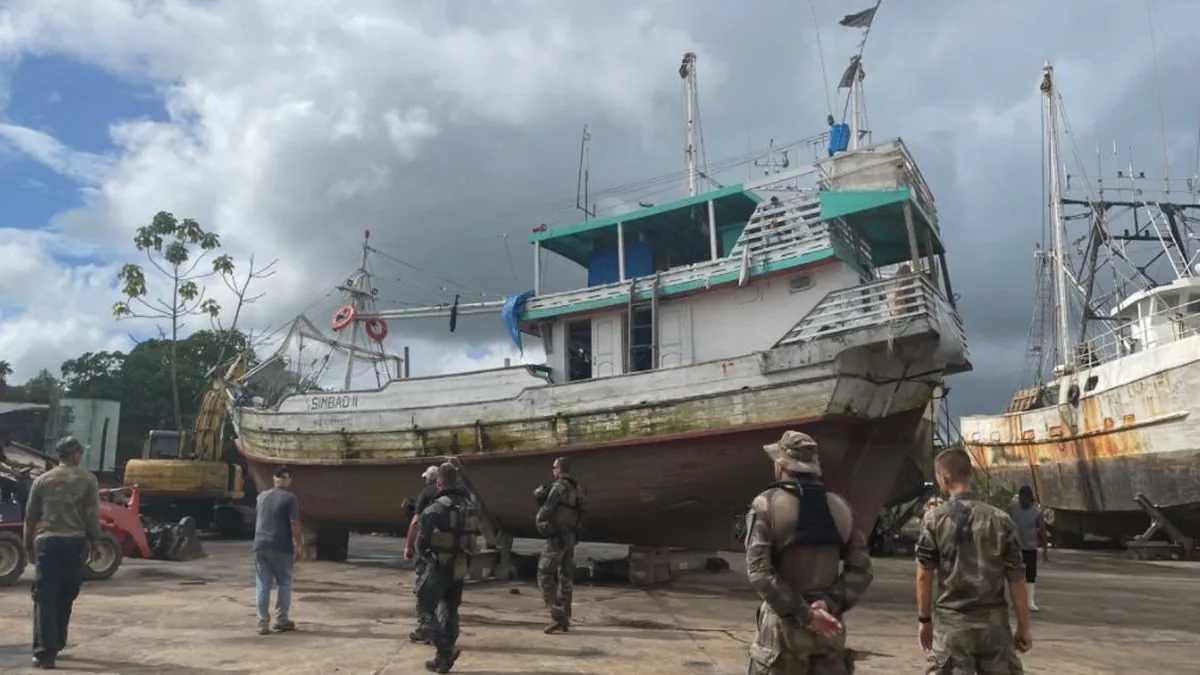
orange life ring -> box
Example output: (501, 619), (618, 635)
(331, 304), (357, 331)
(364, 318), (388, 342)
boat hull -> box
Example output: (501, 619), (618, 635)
(963, 337), (1200, 542)
(240, 407), (930, 550)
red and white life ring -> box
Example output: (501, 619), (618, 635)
(331, 304), (357, 331)
(364, 318), (389, 342)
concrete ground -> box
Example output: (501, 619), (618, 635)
(0, 537), (1196, 674)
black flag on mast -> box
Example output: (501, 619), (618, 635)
(839, 5), (878, 29)
(837, 55), (863, 89)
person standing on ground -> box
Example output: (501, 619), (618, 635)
(916, 448), (1032, 674)
(24, 436), (102, 670)
(252, 465), (302, 636)
(415, 462), (478, 674)
(404, 465), (442, 644)
(745, 430), (874, 675)
(1009, 486), (1048, 612)
(535, 455), (584, 634)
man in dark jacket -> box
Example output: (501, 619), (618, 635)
(405, 465), (442, 644)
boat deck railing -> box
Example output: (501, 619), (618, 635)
(775, 272), (965, 348)
(525, 211), (841, 316)
(1072, 295), (1200, 370)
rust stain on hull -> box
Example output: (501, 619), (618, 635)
(967, 398), (1200, 540)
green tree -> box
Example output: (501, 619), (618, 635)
(21, 369), (62, 405)
(114, 329), (253, 467)
(60, 351), (127, 400)
(112, 212), (235, 433)
(0, 359), (11, 399)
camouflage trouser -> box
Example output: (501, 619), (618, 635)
(536, 539), (575, 623)
(415, 564), (464, 659)
(748, 603), (851, 675)
(926, 623), (1024, 675)
(412, 558), (429, 632)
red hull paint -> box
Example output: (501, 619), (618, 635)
(239, 408), (928, 550)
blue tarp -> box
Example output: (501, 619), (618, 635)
(501, 289), (536, 353)
(586, 239), (655, 286)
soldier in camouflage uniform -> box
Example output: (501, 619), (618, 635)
(915, 448), (1032, 675)
(745, 430), (874, 675)
(23, 436), (103, 670)
(535, 456), (584, 634)
(414, 463), (479, 673)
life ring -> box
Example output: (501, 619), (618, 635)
(364, 318), (388, 342)
(331, 304), (357, 331)
(1066, 383), (1081, 407)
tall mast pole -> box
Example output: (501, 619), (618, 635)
(342, 231), (371, 390)
(680, 52), (699, 197)
(1041, 63), (1073, 372)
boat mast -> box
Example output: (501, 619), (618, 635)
(341, 231), (372, 390)
(1041, 63), (1073, 373)
(680, 52), (699, 197)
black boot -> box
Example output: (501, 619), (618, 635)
(424, 647), (461, 673)
(409, 628), (432, 644)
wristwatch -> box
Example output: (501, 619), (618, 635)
(918, 616), (932, 624)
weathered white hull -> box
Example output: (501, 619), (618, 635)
(962, 335), (1200, 541)
(234, 276), (968, 550)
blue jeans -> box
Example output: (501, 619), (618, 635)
(254, 550), (294, 624)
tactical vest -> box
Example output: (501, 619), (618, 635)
(764, 476), (851, 598)
(550, 477), (584, 533)
(769, 476), (845, 549)
(429, 494), (480, 580)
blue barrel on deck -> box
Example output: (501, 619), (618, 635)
(828, 123), (850, 156)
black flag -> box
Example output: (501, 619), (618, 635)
(839, 5), (878, 29)
(837, 55), (863, 89)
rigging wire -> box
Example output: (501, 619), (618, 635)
(1144, 0), (1172, 187)
(809, 2), (834, 118)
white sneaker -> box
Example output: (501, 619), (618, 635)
(1028, 583), (1040, 612)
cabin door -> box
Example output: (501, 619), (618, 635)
(591, 314), (621, 377)
(658, 304), (694, 368)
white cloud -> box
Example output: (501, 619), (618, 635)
(0, 0), (702, 383)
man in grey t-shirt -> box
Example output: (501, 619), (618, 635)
(252, 465), (302, 634)
(1009, 485), (1048, 612)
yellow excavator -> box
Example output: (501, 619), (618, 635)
(122, 356), (256, 539)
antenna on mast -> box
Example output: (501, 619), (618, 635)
(680, 52), (700, 197)
(575, 125), (596, 221)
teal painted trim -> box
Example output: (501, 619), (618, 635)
(529, 184), (760, 244)
(522, 248), (837, 320)
(819, 187), (910, 220)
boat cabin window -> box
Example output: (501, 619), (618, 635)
(1084, 375), (1099, 392)
(566, 320), (592, 382)
(628, 308), (654, 372)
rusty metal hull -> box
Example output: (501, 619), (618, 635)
(240, 407), (930, 550)
(963, 348), (1200, 541)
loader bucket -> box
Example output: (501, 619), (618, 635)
(147, 517), (207, 562)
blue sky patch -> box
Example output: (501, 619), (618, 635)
(1, 54), (166, 233)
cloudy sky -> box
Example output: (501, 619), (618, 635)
(1, 0), (1198, 418)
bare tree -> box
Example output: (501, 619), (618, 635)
(112, 212), (235, 433)
(211, 254), (279, 367)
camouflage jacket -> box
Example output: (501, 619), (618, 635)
(535, 476), (583, 542)
(744, 480), (873, 625)
(25, 464), (102, 546)
(915, 491), (1025, 623)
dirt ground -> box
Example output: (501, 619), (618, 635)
(0, 536), (1196, 674)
